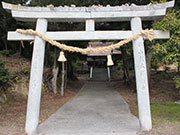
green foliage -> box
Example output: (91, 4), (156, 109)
(0, 56), (10, 91)
(14, 76), (19, 83)
(0, 50), (16, 56)
(21, 67), (30, 75)
(151, 0), (167, 4)
(173, 75), (180, 90)
(117, 60), (123, 69)
(0, 50), (10, 56)
(72, 59), (84, 71)
(151, 101), (180, 122)
(152, 8), (180, 89)
(151, 57), (160, 70)
(152, 10), (180, 65)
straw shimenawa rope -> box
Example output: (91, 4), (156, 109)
(16, 29), (154, 53)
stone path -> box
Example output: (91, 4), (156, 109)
(38, 82), (140, 135)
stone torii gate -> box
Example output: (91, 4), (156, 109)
(2, 1), (174, 135)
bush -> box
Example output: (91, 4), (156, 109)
(0, 56), (10, 92)
(0, 50), (10, 56)
(174, 75), (180, 91)
(0, 50), (16, 56)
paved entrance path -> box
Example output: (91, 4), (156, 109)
(38, 82), (140, 135)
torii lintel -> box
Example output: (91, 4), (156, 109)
(2, 1), (175, 22)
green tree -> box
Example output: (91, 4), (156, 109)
(152, 9), (180, 68)
(151, 0), (180, 90)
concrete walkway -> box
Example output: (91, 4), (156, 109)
(38, 82), (140, 135)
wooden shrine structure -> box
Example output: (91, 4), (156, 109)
(2, 1), (175, 135)
(84, 42), (121, 80)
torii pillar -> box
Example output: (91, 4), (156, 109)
(25, 18), (48, 135)
(131, 17), (152, 130)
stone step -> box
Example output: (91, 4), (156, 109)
(92, 68), (109, 81)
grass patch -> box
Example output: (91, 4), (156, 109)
(151, 101), (180, 122)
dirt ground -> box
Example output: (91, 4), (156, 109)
(0, 80), (84, 135)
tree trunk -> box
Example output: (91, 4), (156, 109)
(64, 61), (68, 89)
(67, 53), (77, 80)
(121, 47), (130, 85)
(51, 47), (58, 94)
(45, 43), (50, 67)
(61, 62), (65, 96)
(123, 67), (129, 85)
(146, 48), (152, 85)
(19, 42), (22, 55)
(2, 38), (8, 50)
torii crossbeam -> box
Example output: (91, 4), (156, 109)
(2, 1), (175, 135)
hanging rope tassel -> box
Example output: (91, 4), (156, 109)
(107, 54), (114, 66)
(58, 51), (67, 62)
